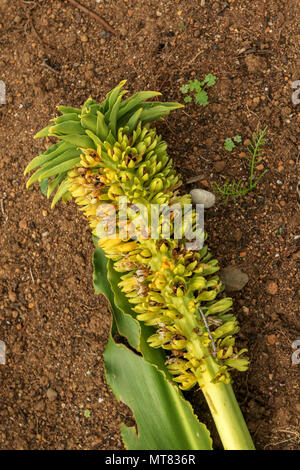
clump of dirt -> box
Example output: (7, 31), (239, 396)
(0, 0), (299, 450)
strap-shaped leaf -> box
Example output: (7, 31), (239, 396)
(53, 113), (80, 124)
(118, 91), (162, 119)
(24, 142), (75, 175)
(26, 151), (81, 188)
(51, 178), (69, 208)
(34, 124), (52, 138)
(104, 338), (212, 450)
(47, 172), (67, 198)
(106, 80), (127, 119)
(81, 113), (98, 135)
(139, 104), (183, 123)
(96, 111), (109, 141)
(57, 105), (81, 114)
(93, 245), (140, 349)
(39, 157), (80, 180)
(110, 94), (125, 138)
(58, 134), (96, 149)
(49, 121), (86, 136)
(127, 107), (143, 132)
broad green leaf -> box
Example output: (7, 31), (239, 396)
(96, 111), (109, 141)
(104, 338), (213, 450)
(93, 244), (139, 348)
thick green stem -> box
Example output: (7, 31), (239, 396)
(180, 311), (255, 450)
(201, 356), (255, 450)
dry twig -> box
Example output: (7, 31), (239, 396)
(66, 0), (115, 35)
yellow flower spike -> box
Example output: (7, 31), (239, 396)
(26, 83), (254, 451)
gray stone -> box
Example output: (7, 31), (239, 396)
(219, 266), (249, 292)
(190, 189), (216, 208)
(46, 388), (58, 402)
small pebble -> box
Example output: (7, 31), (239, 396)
(46, 388), (58, 402)
(219, 266), (249, 292)
(267, 334), (277, 345)
(265, 280), (278, 295)
(190, 189), (216, 208)
(214, 161), (226, 173)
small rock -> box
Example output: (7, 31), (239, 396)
(214, 161), (226, 173)
(8, 290), (17, 303)
(85, 70), (94, 80)
(190, 189), (216, 208)
(19, 219), (28, 230)
(229, 228), (242, 242)
(219, 266), (249, 292)
(46, 388), (58, 402)
(265, 280), (278, 295)
(256, 163), (264, 171)
(235, 228), (242, 242)
(35, 400), (45, 412)
(281, 106), (291, 118)
(242, 306), (249, 315)
(12, 310), (18, 319)
(80, 34), (88, 43)
(244, 54), (267, 74)
(267, 334), (276, 345)
(45, 77), (57, 92)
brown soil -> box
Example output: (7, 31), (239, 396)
(0, 0), (299, 450)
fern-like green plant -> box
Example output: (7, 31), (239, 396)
(214, 126), (268, 203)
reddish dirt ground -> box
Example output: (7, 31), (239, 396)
(0, 0), (299, 450)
